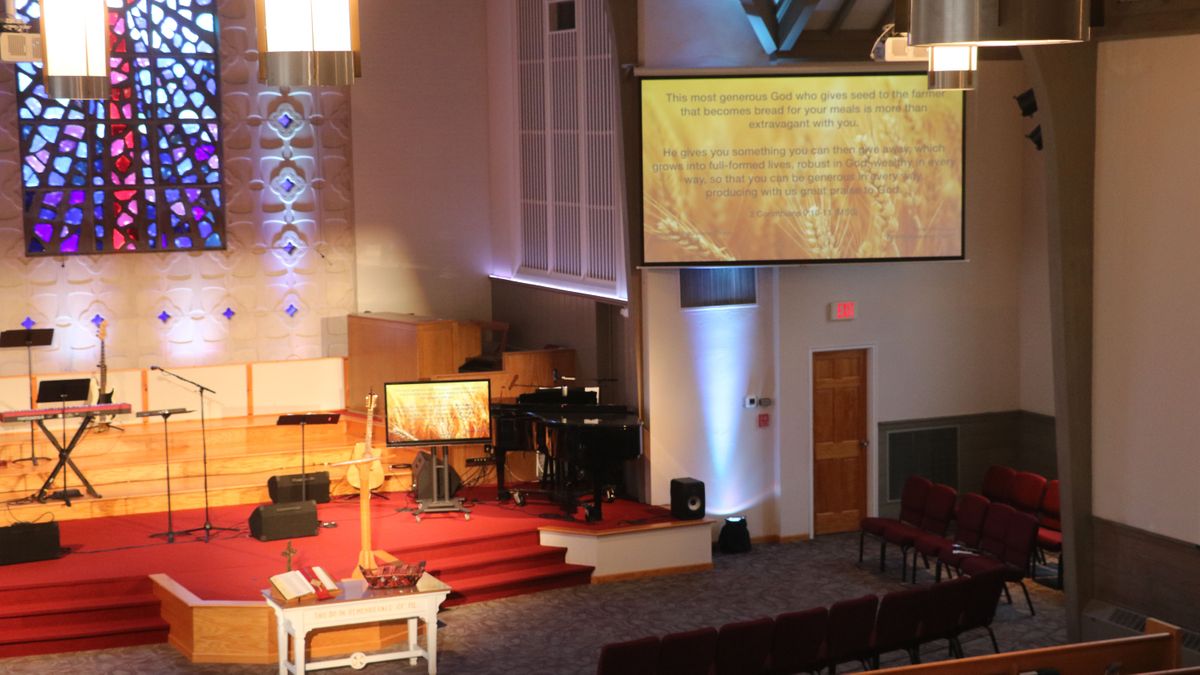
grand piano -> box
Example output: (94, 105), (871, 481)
(491, 388), (641, 521)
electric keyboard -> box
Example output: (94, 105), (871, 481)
(0, 402), (132, 423)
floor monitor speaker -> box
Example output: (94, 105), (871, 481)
(670, 477), (706, 520)
(0, 521), (61, 565)
(249, 501), (319, 541)
(268, 471), (331, 504)
(411, 450), (462, 501)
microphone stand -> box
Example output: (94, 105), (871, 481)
(153, 366), (234, 542)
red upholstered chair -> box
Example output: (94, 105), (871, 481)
(961, 510), (1040, 616)
(913, 492), (989, 583)
(825, 594), (879, 674)
(869, 588), (925, 668)
(597, 636), (660, 675)
(981, 465), (1016, 504)
(956, 570), (1006, 654)
(769, 607), (827, 675)
(939, 502), (1015, 579)
(715, 617), (775, 675)
(1008, 471), (1048, 517)
(917, 576), (970, 659)
(1036, 479), (1063, 586)
(860, 475), (932, 572)
(658, 627), (718, 675)
(885, 483), (956, 581)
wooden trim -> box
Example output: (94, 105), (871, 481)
(780, 533), (811, 544)
(752, 534), (781, 545)
(591, 563), (713, 585)
(245, 364), (254, 417)
(538, 517), (715, 537)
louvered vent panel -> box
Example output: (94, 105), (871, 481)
(515, 0), (624, 289)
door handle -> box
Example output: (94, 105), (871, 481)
(859, 440), (869, 449)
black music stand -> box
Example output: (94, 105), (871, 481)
(0, 328), (54, 466)
(138, 408), (191, 543)
(34, 378), (95, 506)
(276, 413), (340, 501)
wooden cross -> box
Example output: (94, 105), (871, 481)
(281, 541), (297, 571)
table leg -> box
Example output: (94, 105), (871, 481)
(276, 618), (287, 675)
(294, 629), (308, 674)
(408, 617), (418, 665)
(426, 612), (438, 675)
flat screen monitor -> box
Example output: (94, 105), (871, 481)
(640, 72), (965, 266)
(384, 379), (492, 447)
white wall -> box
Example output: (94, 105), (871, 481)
(352, 0), (493, 322)
(639, 0), (1041, 539)
(1019, 142), (1055, 416)
(1093, 35), (1200, 546)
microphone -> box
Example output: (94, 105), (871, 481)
(150, 365), (161, 371)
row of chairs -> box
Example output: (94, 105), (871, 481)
(596, 572), (1006, 675)
(981, 465), (1063, 586)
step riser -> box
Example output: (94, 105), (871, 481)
(445, 572), (591, 606)
(431, 550), (566, 580)
(0, 628), (167, 660)
(392, 532), (540, 561)
(0, 603), (160, 633)
(0, 577), (152, 606)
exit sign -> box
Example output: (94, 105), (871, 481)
(828, 301), (857, 321)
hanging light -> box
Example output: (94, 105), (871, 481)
(256, 0), (361, 87)
(909, 0), (1089, 48)
(40, 0), (110, 100)
(928, 45), (978, 91)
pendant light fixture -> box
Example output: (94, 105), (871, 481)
(927, 45), (978, 91)
(256, 0), (361, 87)
(909, 0), (1089, 48)
(41, 0), (110, 100)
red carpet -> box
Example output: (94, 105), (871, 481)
(0, 487), (671, 659)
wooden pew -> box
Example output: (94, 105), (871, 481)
(878, 619), (1188, 674)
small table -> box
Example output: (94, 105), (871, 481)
(263, 575), (452, 674)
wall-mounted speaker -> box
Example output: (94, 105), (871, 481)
(670, 477), (705, 520)
(0, 521), (61, 565)
(268, 472), (330, 504)
(249, 502), (319, 541)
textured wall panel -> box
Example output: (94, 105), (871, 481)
(0, 0), (356, 379)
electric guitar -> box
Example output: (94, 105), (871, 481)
(93, 321), (118, 431)
(347, 392), (385, 490)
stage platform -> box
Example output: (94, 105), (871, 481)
(0, 488), (713, 664)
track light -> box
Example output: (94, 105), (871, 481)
(1015, 89), (1038, 117)
(909, 0), (1089, 47)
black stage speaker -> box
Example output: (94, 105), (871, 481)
(249, 502), (319, 541)
(268, 472), (331, 504)
(411, 451), (462, 501)
(0, 521), (62, 565)
(670, 477), (706, 520)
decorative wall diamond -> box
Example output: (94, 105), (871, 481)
(285, 304), (298, 318)
(222, 307), (235, 320)
(158, 311), (171, 323)
(21, 317), (35, 330)
(90, 314), (105, 327)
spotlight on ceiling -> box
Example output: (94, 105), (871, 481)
(909, 0), (1089, 48)
(1027, 125), (1044, 151)
(1014, 89), (1038, 117)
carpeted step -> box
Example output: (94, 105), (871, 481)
(0, 597), (161, 633)
(443, 561), (593, 607)
(0, 575), (154, 607)
(425, 544), (568, 582)
(0, 594), (160, 621)
(389, 530), (540, 562)
(0, 616), (168, 660)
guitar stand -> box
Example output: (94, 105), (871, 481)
(413, 446), (470, 522)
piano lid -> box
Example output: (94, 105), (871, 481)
(530, 410), (641, 428)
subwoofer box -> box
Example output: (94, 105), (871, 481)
(670, 477), (706, 520)
(0, 521), (61, 565)
(268, 471), (331, 504)
(411, 451), (462, 500)
(249, 501), (319, 541)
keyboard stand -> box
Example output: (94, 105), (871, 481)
(33, 414), (103, 505)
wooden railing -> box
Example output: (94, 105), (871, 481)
(879, 619), (1192, 674)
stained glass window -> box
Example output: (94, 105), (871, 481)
(17, 0), (223, 255)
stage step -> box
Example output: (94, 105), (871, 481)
(390, 530), (541, 561)
(443, 561), (594, 606)
(426, 544), (569, 582)
(0, 575), (167, 660)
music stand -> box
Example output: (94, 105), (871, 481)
(0, 328), (54, 466)
(36, 378), (93, 506)
(276, 413), (340, 501)
(138, 408), (191, 543)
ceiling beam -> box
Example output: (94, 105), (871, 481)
(829, 0), (861, 34)
(776, 0), (820, 51)
(1095, 0), (1200, 40)
(739, 0), (781, 54)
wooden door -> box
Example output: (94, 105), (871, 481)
(813, 349), (868, 535)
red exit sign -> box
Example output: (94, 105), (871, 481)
(828, 301), (857, 321)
